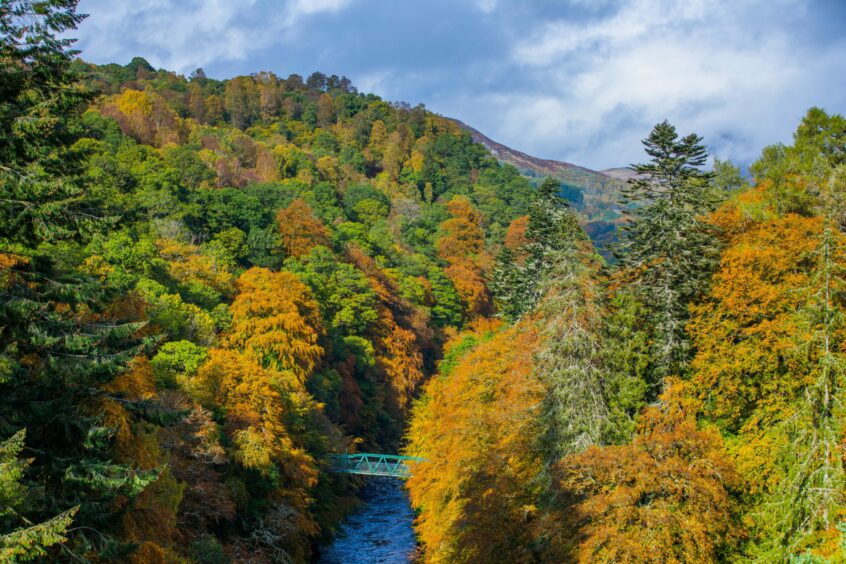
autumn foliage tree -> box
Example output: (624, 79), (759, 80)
(349, 246), (428, 418)
(406, 322), (546, 563)
(193, 349), (318, 486)
(276, 198), (331, 258)
(689, 180), (846, 558)
(182, 267), (329, 560)
(557, 382), (741, 563)
(226, 267), (323, 383)
(103, 89), (183, 147)
(436, 196), (491, 318)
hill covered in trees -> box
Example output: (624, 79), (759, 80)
(1, 2), (539, 560)
(2, 2), (846, 563)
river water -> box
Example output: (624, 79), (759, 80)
(318, 478), (418, 563)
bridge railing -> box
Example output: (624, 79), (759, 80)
(328, 453), (426, 478)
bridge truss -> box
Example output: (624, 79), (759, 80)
(328, 453), (426, 478)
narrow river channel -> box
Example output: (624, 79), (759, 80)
(318, 478), (418, 563)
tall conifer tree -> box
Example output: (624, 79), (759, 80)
(0, 1), (155, 558)
(617, 120), (719, 382)
(534, 224), (609, 463)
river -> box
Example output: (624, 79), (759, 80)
(318, 478), (418, 563)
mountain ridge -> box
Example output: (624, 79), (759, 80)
(449, 118), (613, 179)
(448, 117), (629, 252)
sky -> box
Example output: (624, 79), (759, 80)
(72, 0), (846, 170)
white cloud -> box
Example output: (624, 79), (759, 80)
(461, 0), (844, 168)
(356, 69), (393, 94)
(286, 0), (353, 24)
(75, 0), (355, 73)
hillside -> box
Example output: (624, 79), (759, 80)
(7, 3), (846, 564)
(1, 40), (550, 560)
(450, 118), (628, 250)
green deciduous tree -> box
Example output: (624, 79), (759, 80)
(284, 246), (379, 336)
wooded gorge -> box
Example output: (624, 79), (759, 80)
(3, 1), (846, 562)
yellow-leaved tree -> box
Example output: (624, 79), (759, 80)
(405, 321), (545, 563)
(689, 182), (846, 558)
(226, 267), (323, 384)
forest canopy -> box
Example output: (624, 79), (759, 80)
(2, 1), (846, 563)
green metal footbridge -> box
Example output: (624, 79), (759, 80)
(328, 453), (426, 478)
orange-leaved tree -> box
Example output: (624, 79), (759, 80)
(436, 196), (491, 318)
(436, 196), (485, 263)
(689, 185), (846, 557)
(276, 198), (330, 258)
(192, 348), (317, 485)
(503, 214), (530, 263)
(191, 348), (319, 561)
(557, 380), (741, 563)
(406, 321), (546, 563)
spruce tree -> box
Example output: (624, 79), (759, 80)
(617, 120), (719, 383)
(0, 1), (156, 558)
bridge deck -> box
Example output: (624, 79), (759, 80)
(328, 453), (426, 478)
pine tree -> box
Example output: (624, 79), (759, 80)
(534, 208), (609, 463)
(617, 120), (719, 382)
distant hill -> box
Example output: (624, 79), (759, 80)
(600, 167), (639, 182)
(450, 118), (629, 254)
